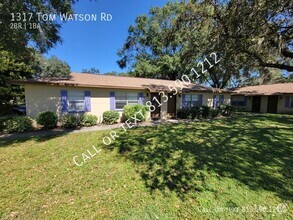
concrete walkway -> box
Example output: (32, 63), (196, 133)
(0, 119), (187, 140)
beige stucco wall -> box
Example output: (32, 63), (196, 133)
(25, 84), (232, 121)
(278, 95), (293, 114)
(176, 92), (231, 109)
(232, 95), (293, 114)
(260, 96), (268, 113)
(25, 84), (149, 122)
(25, 84), (61, 118)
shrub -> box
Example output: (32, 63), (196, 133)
(80, 114), (98, 127)
(177, 108), (191, 119)
(210, 108), (220, 118)
(62, 115), (80, 128)
(219, 105), (235, 116)
(36, 111), (58, 129)
(123, 104), (148, 123)
(177, 107), (201, 119)
(1, 116), (34, 133)
(177, 108), (189, 119)
(0, 116), (9, 132)
(102, 111), (119, 125)
(201, 106), (211, 119)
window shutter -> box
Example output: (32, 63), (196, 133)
(220, 95), (224, 105)
(61, 90), (68, 112)
(110, 92), (115, 110)
(213, 95), (217, 108)
(84, 91), (91, 112)
(285, 96), (290, 108)
(199, 94), (203, 106)
(182, 94), (186, 108)
(138, 93), (144, 105)
(244, 96), (248, 106)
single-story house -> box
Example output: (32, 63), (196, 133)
(231, 83), (293, 114)
(13, 73), (231, 122)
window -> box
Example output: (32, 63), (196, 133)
(231, 96), (246, 106)
(285, 96), (293, 108)
(185, 94), (200, 107)
(214, 95), (224, 107)
(68, 91), (85, 112)
(115, 92), (139, 110)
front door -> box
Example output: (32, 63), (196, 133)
(151, 93), (161, 118)
(252, 96), (261, 113)
(267, 96), (278, 113)
(167, 94), (176, 118)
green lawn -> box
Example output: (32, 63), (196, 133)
(0, 113), (292, 219)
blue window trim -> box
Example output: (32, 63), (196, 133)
(68, 110), (85, 113)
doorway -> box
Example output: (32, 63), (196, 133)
(167, 94), (176, 118)
(267, 96), (278, 113)
(151, 93), (161, 118)
(252, 96), (261, 113)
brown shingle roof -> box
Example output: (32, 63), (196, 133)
(13, 72), (230, 93)
(232, 83), (293, 96)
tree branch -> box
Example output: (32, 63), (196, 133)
(244, 50), (293, 72)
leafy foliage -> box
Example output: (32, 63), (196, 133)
(80, 114), (98, 127)
(0, 116), (34, 133)
(102, 111), (120, 125)
(123, 105), (148, 123)
(0, 51), (34, 110)
(177, 105), (229, 119)
(118, 1), (293, 88)
(36, 111), (58, 129)
(0, 0), (75, 114)
(33, 54), (71, 78)
(219, 104), (234, 116)
(62, 115), (80, 128)
(82, 68), (100, 74)
(0, 0), (75, 55)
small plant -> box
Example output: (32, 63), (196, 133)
(177, 107), (199, 119)
(102, 111), (119, 125)
(36, 111), (58, 129)
(123, 104), (148, 123)
(80, 114), (98, 127)
(62, 115), (80, 128)
(210, 108), (220, 118)
(201, 106), (211, 119)
(219, 105), (234, 116)
(1, 116), (34, 133)
(177, 108), (190, 119)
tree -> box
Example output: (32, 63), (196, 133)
(205, 0), (293, 72)
(118, 1), (293, 88)
(82, 68), (100, 74)
(0, 0), (76, 55)
(103, 71), (129, 76)
(0, 0), (75, 114)
(198, 0), (293, 87)
(33, 54), (71, 78)
(0, 50), (34, 114)
(118, 2), (200, 80)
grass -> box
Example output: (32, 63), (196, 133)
(0, 113), (292, 219)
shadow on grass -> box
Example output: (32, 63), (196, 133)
(0, 130), (73, 148)
(109, 114), (293, 200)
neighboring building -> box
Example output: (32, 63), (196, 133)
(13, 73), (231, 122)
(231, 83), (293, 114)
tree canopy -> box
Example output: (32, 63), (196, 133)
(82, 68), (100, 74)
(0, 0), (75, 113)
(0, 0), (75, 55)
(118, 0), (293, 88)
(33, 54), (71, 78)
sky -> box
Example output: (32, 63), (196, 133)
(46, 0), (171, 74)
